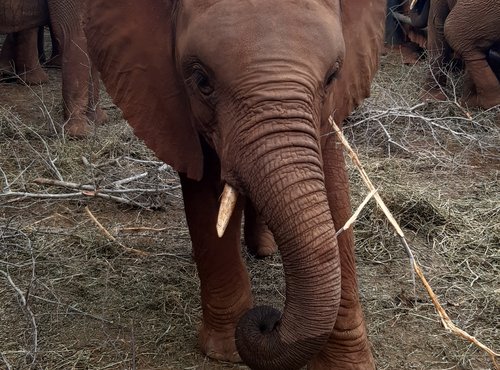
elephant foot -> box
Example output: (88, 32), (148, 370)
(309, 311), (374, 370)
(308, 355), (375, 370)
(244, 218), (277, 258)
(63, 117), (93, 138)
(18, 66), (49, 85)
(199, 324), (241, 363)
(87, 106), (109, 125)
(308, 339), (375, 370)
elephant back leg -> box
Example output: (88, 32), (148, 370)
(85, 63), (108, 125)
(444, 2), (500, 108)
(1, 29), (49, 84)
(47, 0), (94, 137)
(422, 0), (452, 101)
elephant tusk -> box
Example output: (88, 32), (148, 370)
(409, 0), (417, 9)
(216, 184), (238, 238)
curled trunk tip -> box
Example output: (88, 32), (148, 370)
(236, 305), (331, 370)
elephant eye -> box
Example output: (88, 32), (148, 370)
(192, 67), (214, 96)
(325, 61), (341, 88)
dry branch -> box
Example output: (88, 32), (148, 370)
(335, 189), (378, 237)
(0, 268), (38, 365)
(117, 226), (168, 232)
(84, 206), (149, 257)
(0, 177), (167, 208)
(330, 117), (500, 369)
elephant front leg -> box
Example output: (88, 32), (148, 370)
(54, 29), (93, 137)
(461, 57), (500, 109)
(179, 153), (252, 363)
(309, 135), (375, 370)
(422, 0), (451, 102)
(86, 63), (108, 125)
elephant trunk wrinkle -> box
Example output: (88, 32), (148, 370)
(233, 129), (341, 370)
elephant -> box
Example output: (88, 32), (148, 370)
(0, 29), (49, 84)
(414, 0), (500, 108)
(85, 0), (386, 369)
(409, 0), (430, 29)
(37, 25), (61, 66)
(0, 0), (106, 137)
(385, 0), (428, 64)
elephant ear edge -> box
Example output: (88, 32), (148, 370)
(84, 0), (204, 181)
(325, 0), (386, 126)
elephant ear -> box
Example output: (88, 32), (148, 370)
(324, 0), (386, 126)
(85, 0), (203, 180)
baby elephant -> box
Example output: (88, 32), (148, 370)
(421, 0), (500, 109)
(0, 0), (106, 137)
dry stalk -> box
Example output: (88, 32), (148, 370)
(329, 116), (500, 369)
(0, 266), (38, 366)
(117, 226), (168, 233)
(84, 206), (149, 257)
(335, 189), (378, 237)
(34, 177), (177, 195)
(1, 178), (161, 208)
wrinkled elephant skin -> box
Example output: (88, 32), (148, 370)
(424, 0), (500, 108)
(85, 1), (386, 369)
(0, 0), (106, 136)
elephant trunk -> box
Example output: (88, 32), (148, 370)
(228, 117), (341, 370)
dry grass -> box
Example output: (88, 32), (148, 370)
(0, 50), (499, 370)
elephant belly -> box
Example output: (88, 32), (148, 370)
(0, 0), (48, 33)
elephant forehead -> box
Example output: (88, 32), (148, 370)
(177, 0), (344, 74)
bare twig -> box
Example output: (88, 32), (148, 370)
(84, 206), (149, 257)
(330, 116), (499, 369)
(0, 268), (38, 365)
(0, 108), (63, 180)
(117, 226), (168, 232)
(0, 352), (12, 370)
(336, 189), (378, 237)
(33, 177), (178, 194)
(0, 190), (147, 207)
(414, 263), (499, 368)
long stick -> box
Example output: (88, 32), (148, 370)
(84, 207), (149, 257)
(329, 117), (499, 369)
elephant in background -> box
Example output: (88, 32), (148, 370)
(0, 28), (49, 84)
(416, 0), (500, 108)
(38, 25), (61, 66)
(0, 1), (106, 137)
(85, 0), (385, 369)
(0, 26), (61, 82)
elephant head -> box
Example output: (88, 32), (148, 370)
(85, 0), (385, 368)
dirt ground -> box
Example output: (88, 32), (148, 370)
(1, 44), (499, 369)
